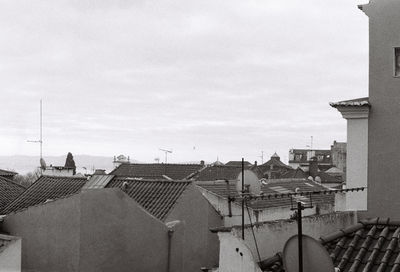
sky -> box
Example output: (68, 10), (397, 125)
(0, 0), (369, 164)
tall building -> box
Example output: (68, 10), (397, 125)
(332, 0), (400, 218)
(359, 0), (400, 218)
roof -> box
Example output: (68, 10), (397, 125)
(0, 177), (26, 214)
(260, 157), (292, 170)
(109, 163), (204, 180)
(81, 174), (114, 190)
(325, 167), (344, 174)
(197, 178), (334, 210)
(105, 178), (191, 221)
(261, 218), (400, 272)
(225, 161), (252, 167)
(191, 165), (260, 181)
(279, 168), (343, 184)
(329, 97), (370, 108)
(280, 168), (307, 179)
(3, 176), (87, 214)
(0, 169), (17, 177)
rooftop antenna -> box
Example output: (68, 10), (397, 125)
(259, 151), (264, 164)
(159, 148), (172, 163)
(27, 99), (43, 171)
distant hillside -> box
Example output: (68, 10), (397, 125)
(0, 155), (139, 175)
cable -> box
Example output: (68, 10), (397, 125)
(245, 199), (262, 263)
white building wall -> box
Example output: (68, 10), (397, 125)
(218, 232), (262, 272)
(346, 118), (368, 210)
(0, 235), (21, 272)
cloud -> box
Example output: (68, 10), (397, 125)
(0, 0), (367, 164)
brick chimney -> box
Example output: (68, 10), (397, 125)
(309, 157), (318, 178)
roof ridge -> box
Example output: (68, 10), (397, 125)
(41, 175), (87, 180)
(0, 176), (27, 190)
(115, 178), (192, 184)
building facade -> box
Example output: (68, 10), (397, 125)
(359, 0), (400, 218)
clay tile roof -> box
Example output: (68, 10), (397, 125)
(3, 175), (87, 214)
(225, 161), (252, 167)
(260, 218), (400, 272)
(329, 97), (370, 108)
(191, 165), (261, 181)
(0, 169), (17, 177)
(259, 157), (292, 170)
(197, 178), (334, 210)
(0, 176), (26, 214)
(105, 178), (191, 221)
(109, 163), (204, 180)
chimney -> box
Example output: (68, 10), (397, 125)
(254, 161), (257, 166)
(94, 169), (106, 175)
(200, 160), (205, 166)
(309, 157), (318, 178)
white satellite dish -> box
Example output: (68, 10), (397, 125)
(236, 170), (261, 195)
(40, 158), (47, 170)
(283, 235), (335, 272)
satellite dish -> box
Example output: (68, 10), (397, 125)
(40, 158), (47, 170)
(283, 235), (335, 272)
(237, 170), (261, 195)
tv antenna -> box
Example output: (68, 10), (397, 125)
(27, 99), (44, 170)
(159, 148), (172, 163)
(306, 136), (313, 150)
(259, 151), (264, 164)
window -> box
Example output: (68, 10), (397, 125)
(394, 47), (400, 77)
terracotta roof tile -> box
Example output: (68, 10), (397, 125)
(105, 178), (191, 221)
(197, 178), (334, 210)
(3, 176), (87, 214)
(109, 163), (204, 180)
(0, 176), (25, 214)
(0, 169), (17, 177)
(191, 165), (262, 181)
(225, 161), (252, 167)
(329, 97), (370, 108)
(261, 218), (400, 272)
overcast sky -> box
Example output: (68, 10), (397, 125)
(0, 0), (368, 164)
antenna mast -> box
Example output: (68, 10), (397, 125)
(259, 151), (264, 164)
(159, 148), (172, 163)
(27, 99), (43, 165)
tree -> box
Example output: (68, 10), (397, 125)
(65, 152), (76, 175)
(13, 168), (41, 188)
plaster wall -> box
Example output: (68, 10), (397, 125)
(346, 118), (368, 210)
(165, 186), (222, 272)
(363, 0), (400, 218)
(3, 189), (171, 272)
(78, 189), (170, 272)
(218, 233), (262, 272)
(42, 168), (74, 177)
(0, 236), (21, 272)
(223, 212), (357, 261)
(3, 195), (81, 272)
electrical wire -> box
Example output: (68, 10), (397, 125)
(245, 199), (262, 263)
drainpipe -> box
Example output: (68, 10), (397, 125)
(166, 220), (181, 272)
(167, 228), (174, 272)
